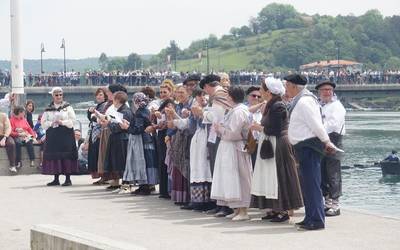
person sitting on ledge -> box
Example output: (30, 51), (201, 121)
(384, 150), (400, 162)
(0, 111), (17, 173)
(10, 106), (37, 169)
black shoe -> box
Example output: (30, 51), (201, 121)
(192, 205), (206, 212)
(204, 207), (220, 214)
(46, 180), (60, 186)
(298, 224), (325, 231)
(295, 220), (306, 226)
(174, 202), (186, 206)
(61, 181), (72, 187)
(270, 213), (289, 223)
(262, 212), (278, 220)
(215, 207), (233, 217)
(180, 204), (194, 210)
(133, 188), (151, 196)
(106, 185), (120, 190)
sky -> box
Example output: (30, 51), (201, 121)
(0, 0), (399, 60)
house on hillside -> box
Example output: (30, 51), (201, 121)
(300, 60), (363, 73)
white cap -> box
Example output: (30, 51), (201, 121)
(264, 77), (285, 96)
(48, 87), (63, 95)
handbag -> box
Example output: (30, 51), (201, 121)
(244, 131), (257, 154)
(260, 136), (274, 159)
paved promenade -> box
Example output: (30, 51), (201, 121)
(1, 175), (399, 250)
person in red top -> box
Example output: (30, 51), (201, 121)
(10, 106), (37, 168)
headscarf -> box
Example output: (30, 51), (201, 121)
(133, 92), (149, 110)
(264, 77), (286, 96)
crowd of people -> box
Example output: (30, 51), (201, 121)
(0, 72), (350, 231)
(1, 69), (400, 87)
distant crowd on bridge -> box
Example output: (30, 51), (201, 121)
(0, 69), (400, 87)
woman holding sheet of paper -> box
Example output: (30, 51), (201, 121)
(102, 91), (133, 190)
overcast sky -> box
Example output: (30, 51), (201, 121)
(0, 0), (399, 60)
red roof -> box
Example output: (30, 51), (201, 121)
(300, 60), (362, 70)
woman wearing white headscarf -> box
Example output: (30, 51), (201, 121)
(42, 87), (78, 186)
(250, 77), (303, 222)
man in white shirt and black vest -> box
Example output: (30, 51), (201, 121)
(285, 74), (336, 231)
(316, 80), (346, 217)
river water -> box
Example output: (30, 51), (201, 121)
(32, 97), (400, 217)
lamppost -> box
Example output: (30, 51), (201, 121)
(204, 40), (210, 74)
(40, 43), (45, 73)
(335, 41), (340, 84)
(60, 38), (66, 74)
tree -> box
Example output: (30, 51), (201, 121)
(256, 3), (299, 33)
(98, 52), (108, 70)
(385, 57), (400, 69)
(230, 27), (240, 38)
(126, 53), (142, 70)
(249, 17), (260, 34)
(238, 25), (253, 38)
(235, 39), (246, 50)
(207, 34), (219, 48)
(106, 58), (127, 71)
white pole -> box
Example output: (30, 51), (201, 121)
(10, 0), (24, 95)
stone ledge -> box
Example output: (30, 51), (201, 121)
(31, 224), (145, 250)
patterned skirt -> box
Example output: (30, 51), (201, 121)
(190, 182), (211, 203)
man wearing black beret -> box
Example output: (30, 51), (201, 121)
(285, 73), (337, 230)
(316, 80), (345, 217)
(194, 74), (234, 217)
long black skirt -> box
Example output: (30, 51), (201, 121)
(157, 129), (169, 196)
(88, 138), (100, 178)
(252, 135), (304, 211)
(42, 126), (78, 175)
(103, 133), (128, 179)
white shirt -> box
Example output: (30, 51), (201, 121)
(321, 99), (346, 135)
(288, 96), (330, 145)
(42, 105), (76, 130)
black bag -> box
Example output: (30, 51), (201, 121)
(260, 137), (274, 159)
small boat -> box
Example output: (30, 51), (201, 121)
(380, 161), (400, 176)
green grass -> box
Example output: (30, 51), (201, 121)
(174, 29), (301, 72)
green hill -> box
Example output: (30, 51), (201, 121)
(175, 29), (300, 72)
(147, 3), (400, 72)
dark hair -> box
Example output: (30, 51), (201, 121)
(108, 84), (127, 94)
(228, 86), (245, 104)
(263, 95), (282, 116)
(113, 91), (128, 104)
(261, 82), (268, 92)
(25, 99), (35, 113)
(74, 129), (81, 133)
(192, 88), (205, 98)
(393, 150), (398, 154)
(13, 106), (25, 116)
(183, 74), (201, 85)
(95, 88), (108, 101)
(199, 74), (221, 89)
(141, 86), (156, 99)
(246, 86), (260, 95)
(158, 99), (175, 112)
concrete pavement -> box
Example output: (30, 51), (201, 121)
(0, 175), (399, 250)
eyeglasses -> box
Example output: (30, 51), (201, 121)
(250, 94), (261, 98)
(319, 88), (333, 92)
(54, 94), (63, 97)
